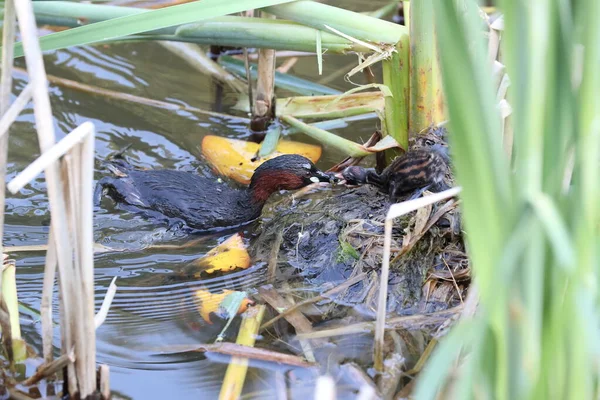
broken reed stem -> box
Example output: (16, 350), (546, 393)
(182, 342), (314, 368)
(22, 350), (75, 387)
(218, 305), (266, 400)
(95, 277), (118, 329)
(12, 67), (248, 123)
(251, 12), (277, 132)
(99, 364), (111, 400)
(0, 0), (17, 305)
(374, 218), (392, 372)
(60, 151), (87, 395)
(13, 0), (79, 392)
(13, 1), (100, 396)
(297, 306), (463, 341)
(0, 83), (33, 140)
(373, 187), (463, 372)
(79, 130), (97, 390)
(158, 41), (246, 93)
(1, 259), (19, 340)
(8, 121), (95, 194)
(41, 227), (57, 362)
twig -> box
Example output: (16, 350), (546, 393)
(7, 389), (35, 400)
(404, 338), (438, 376)
(12, 67), (249, 123)
(297, 305), (464, 340)
(3, 243), (118, 254)
(266, 230), (284, 284)
(276, 57), (298, 74)
(442, 257), (463, 303)
(157, 342), (314, 368)
(22, 350), (75, 386)
(158, 41), (246, 93)
(260, 273), (367, 330)
(258, 285), (318, 344)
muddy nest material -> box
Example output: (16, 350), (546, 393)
(251, 183), (468, 317)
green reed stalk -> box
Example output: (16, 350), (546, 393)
(409, 0), (445, 135)
(414, 0), (599, 399)
(382, 37), (409, 149)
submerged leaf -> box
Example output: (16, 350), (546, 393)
(188, 233), (251, 275)
(201, 135), (321, 184)
(194, 289), (254, 324)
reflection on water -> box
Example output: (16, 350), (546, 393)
(7, 16), (386, 398)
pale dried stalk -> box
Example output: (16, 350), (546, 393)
(95, 277), (118, 329)
(0, 83), (33, 140)
(0, 0), (17, 298)
(374, 187), (462, 371)
(41, 226), (57, 362)
(8, 121), (94, 194)
(99, 364), (111, 400)
(12, 0), (89, 395)
(22, 349), (75, 386)
(62, 149), (88, 396)
(314, 376), (336, 400)
(79, 131), (97, 386)
(253, 13), (277, 122)
(158, 41), (246, 93)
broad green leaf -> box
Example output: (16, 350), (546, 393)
(7, 0), (296, 57)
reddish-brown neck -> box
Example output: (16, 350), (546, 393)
(249, 171), (303, 204)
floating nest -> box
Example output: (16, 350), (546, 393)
(250, 127), (470, 379)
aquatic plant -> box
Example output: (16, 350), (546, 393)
(414, 1), (600, 399)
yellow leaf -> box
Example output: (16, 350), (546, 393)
(194, 289), (253, 324)
(188, 233), (251, 275)
(201, 135), (322, 184)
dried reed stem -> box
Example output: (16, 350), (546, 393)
(0, 0), (17, 301)
(41, 227), (57, 362)
(13, 0), (98, 395)
(314, 376), (336, 400)
(22, 350), (76, 386)
(95, 277), (118, 329)
(7, 122), (95, 194)
(0, 83), (33, 140)
(374, 187), (462, 371)
(78, 129), (96, 366)
(99, 364), (111, 400)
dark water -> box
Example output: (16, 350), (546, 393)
(6, 4), (390, 397)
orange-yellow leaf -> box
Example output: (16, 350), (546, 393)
(194, 289), (253, 324)
(188, 233), (251, 275)
(201, 135), (322, 184)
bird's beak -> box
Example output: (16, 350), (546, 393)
(310, 170), (339, 184)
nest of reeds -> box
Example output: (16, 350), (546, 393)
(250, 128), (469, 374)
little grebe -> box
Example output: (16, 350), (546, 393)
(342, 144), (450, 201)
(95, 154), (335, 232)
